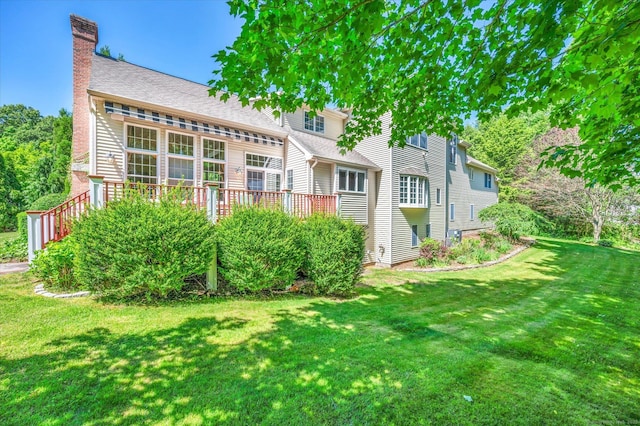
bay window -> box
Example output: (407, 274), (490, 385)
(399, 175), (427, 207)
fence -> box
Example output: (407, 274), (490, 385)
(27, 177), (340, 263)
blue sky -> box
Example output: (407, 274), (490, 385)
(0, 0), (242, 117)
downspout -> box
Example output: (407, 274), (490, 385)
(309, 158), (318, 194)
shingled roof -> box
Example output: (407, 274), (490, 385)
(287, 128), (380, 170)
(88, 54), (286, 136)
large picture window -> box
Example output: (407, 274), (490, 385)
(304, 111), (325, 133)
(245, 153), (282, 192)
(202, 138), (225, 187)
(399, 175), (427, 207)
(407, 133), (427, 149)
(337, 167), (366, 193)
(126, 125), (158, 184)
(167, 132), (194, 186)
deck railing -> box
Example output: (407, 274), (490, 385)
(27, 177), (339, 263)
(103, 181), (207, 210)
(39, 190), (91, 248)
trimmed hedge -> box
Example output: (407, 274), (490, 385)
(216, 206), (303, 292)
(301, 214), (364, 295)
(73, 191), (216, 301)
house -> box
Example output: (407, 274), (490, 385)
(53, 14), (498, 266)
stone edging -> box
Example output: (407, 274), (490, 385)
(394, 242), (533, 273)
(34, 283), (90, 299)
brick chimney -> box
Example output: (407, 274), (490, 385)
(70, 15), (98, 196)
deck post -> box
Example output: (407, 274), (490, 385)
(88, 175), (105, 209)
(206, 183), (219, 223)
(335, 192), (343, 217)
(282, 189), (292, 215)
(26, 211), (44, 264)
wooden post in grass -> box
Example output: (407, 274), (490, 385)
(206, 245), (217, 292)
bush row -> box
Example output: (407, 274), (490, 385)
(32, 195), (364, 301)
(216, 206), (364, 296)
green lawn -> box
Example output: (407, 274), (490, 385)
(1, 238), (638, 425)
(0, 231), (18, 243)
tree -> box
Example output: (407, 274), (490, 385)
(0, 154), (21, 230)
(463, 111), (549, 187)
(516, 127), (634, 241)
(211, 0), (640, 188)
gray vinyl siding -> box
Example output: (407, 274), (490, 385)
(312, 162), (332, 195)
(353, 113), (391, 265)
(364, 169), (377, 264)
(286, 142), (309, 193)
(340, 193), (367, 225)
(446, 146), (498, 232)
(389, 141), (431, 265)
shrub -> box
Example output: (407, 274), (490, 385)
(474, 247), (492, 263)
(448, 239), (479, 260)
(301, 214), (364, 295)
(216, 206), (303, 292)
(479, 231), (500, 249)
(73, 191), (216, 301)
(598, 239), (614, 247)
(0, 237), (27, 262)
(419, 238), (449, 264)
(478, 202), (546, 241)
(415, 257), (428, 268)
(31, 237), (79, 291)
(496, 240), (513, 254)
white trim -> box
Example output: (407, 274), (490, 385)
(201, 136), (228, 188)
(399, 174), (428, 208)
(124, 123), (160, 184)
(165, 129), (196, 185)
(89, 96), (97, 175)
(244, 152), (284, 191)
(286, 168), (294, 190)
(303, 110), (325, 134)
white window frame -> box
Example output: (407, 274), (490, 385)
(407, 133), (428, 150)
(399, 175), (427, 207)
(166, 130), (195, 186)
(411, 224), (419, 247)
(450, 203), (455, 221)
(202, 137), (227, 188)
(470, 204), (475, 221)
(469, 168), (475, 181)
(304, 111), (325, 134)
(336, 167), (366, 194)
(484, 172), (492, 188)
(426, 223), (431, 238)
(286, 169), (294, 191)
(436, 188), (441, 205)
(245, 152), (283, 192)
(124, 123), (159, 184)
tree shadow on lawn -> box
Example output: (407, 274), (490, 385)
(1, 241), (639, 425)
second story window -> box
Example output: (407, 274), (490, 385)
(304, 111), (325, 133)
(484, 173), (492, 188)
(399, 175), (427, 207)
(407, 133), (427, 149)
